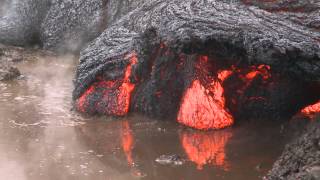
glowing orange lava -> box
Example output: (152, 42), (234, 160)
(234, 64), (272, 96)
(180, 130), (232, 170)
(177, 56), (234, 130)
(77, 85), (95, 112)
(245, 65), (271, 80)
(116, 53), (138, 115)
(218, 70), (233, 82)
(121, 121), (134, 166)
(76, 53), (138, 116)
(301, 101), (320, 117)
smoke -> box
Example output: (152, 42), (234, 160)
(0, 0), (11, 17)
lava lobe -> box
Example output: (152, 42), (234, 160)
(76, 53), (138, 116)
(177, 56), (234, 130)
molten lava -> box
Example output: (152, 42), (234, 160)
(218, 70), (233, 82)
(245, 65), (271, 80)
(177, 80), (234, 130)
(76, 53), (138, 116)
(77, 85), (95, 113)
(301, 101), (320, 117)
(180, 130), (232, 170)
(177, 56), (234, 130)
(232, 64), (272, 100)
(121, 120), (134, 166)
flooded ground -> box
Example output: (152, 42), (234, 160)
(0, 55), (292, 180)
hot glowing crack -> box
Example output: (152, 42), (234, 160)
(76, 52), (138, 116)
(301, 101), (320, 117)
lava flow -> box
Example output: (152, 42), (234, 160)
(301, 101), (320, 117)
(177, 56), (234, 130)
(180, 130), (232, 170)
(76, 53), (138, 116)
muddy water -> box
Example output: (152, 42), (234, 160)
(0, 56), (290, 180)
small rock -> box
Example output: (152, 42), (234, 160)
(155, 154), (184, 166)
(0, 65), (21, 81)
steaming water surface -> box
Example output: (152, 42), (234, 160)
(0, 56), (290, 180)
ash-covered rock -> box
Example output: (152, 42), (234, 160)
(265, 117), (320, 180)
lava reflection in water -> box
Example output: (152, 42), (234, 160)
(180, 130), (232, 170)
(121, 120), (134, 166)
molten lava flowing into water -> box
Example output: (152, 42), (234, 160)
(301, 101), (320, 117)
(180, 130), (232, 170)
(177, 56), (234, 130)
(76, 53), (138, 116)
(121, 120), (134, 166)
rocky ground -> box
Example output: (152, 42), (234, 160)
(0, 44), (55, 81)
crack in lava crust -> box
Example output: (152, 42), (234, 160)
(301, 100), (320, 117)
(76, 53), (138, 116)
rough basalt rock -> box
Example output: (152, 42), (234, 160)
(0, 0), (146, 51)
(40, 0), (106, 52)
(105, 0), (147, 26)
(40, 0), (148, 52)
(265, 117), (320, 180)
(242, 0), (320, 29)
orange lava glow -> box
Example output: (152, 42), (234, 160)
(234, 64), (271, 96)
(77, 85), (95, 112)
(76, 53), (138, 116)
(116, 53), (138, 115)
(177, 56), (234, 130)
(218, 70), (233, 82)
(301, 101), (320, 116)
(180, 130), (232, 170)
(245, 65), (271, 80)
(121, 121), (134, 166)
